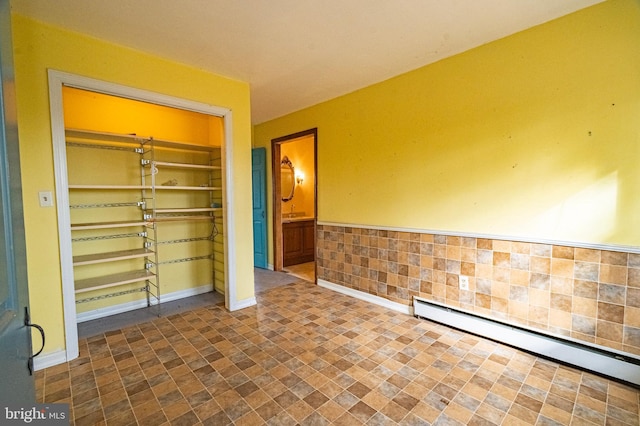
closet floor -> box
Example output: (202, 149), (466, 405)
(78, 268), (303, 339)
(78, 292), (224, 339)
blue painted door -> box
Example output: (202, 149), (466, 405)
(0, 0), (37, 403)
(252, 148), (268, 268)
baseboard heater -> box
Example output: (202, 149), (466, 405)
(413, 297), (640, 387)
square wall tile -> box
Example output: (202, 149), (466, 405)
(317, 225), (640, 355)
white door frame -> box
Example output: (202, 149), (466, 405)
(48, 69), (235, 362)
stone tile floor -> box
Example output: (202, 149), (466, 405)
(36, 281), (639, 425)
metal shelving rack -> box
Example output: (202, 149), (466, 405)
(66, 129), (160, 313)
(67, 128), (223, 317)
(141, 136), (221, 293)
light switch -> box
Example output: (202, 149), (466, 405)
(39, 191), (54, 207)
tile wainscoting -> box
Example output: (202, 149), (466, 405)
(316, 224), (640, 356)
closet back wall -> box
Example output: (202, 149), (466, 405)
(63, 87), (225, 314)
(63, 87), (223, 144)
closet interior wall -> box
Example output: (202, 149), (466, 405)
(63, 87), (225, 320)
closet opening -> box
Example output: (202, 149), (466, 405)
(49, 71), (234, 362)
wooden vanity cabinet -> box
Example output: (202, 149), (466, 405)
(283, 219), (315, 267)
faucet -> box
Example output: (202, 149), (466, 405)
(291, 204), (295, 213)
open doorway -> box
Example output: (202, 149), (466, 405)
(48, 70), (235, 362)
(272, 129), (317, 282)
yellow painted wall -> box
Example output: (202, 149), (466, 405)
(12, 14), (254, 357)
(280, 135), (315, 218)
(254, 0), (640, 268)
(63, 86), (224, 146)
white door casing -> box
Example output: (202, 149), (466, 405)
(47, 70), (236, 363)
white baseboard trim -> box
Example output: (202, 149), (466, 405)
(76, 284), (214, 323)
(34, 349), (67, 372)
(229, 296), (257, 311)
(76, 299), (148, 323)
(317, 279), (413, 315)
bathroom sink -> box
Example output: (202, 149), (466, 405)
(283, 211), (306, 219)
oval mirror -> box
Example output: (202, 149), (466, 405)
(281, 156), (295, 202)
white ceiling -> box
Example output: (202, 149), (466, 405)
(12, 0), (602, 124)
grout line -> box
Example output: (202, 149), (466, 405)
(37, 281), (640, 425)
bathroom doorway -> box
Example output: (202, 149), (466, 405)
(272, 129), (317, 282)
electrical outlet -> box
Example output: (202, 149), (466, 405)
(38, 191), (54, 207)
(459, 275), (469, 291)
